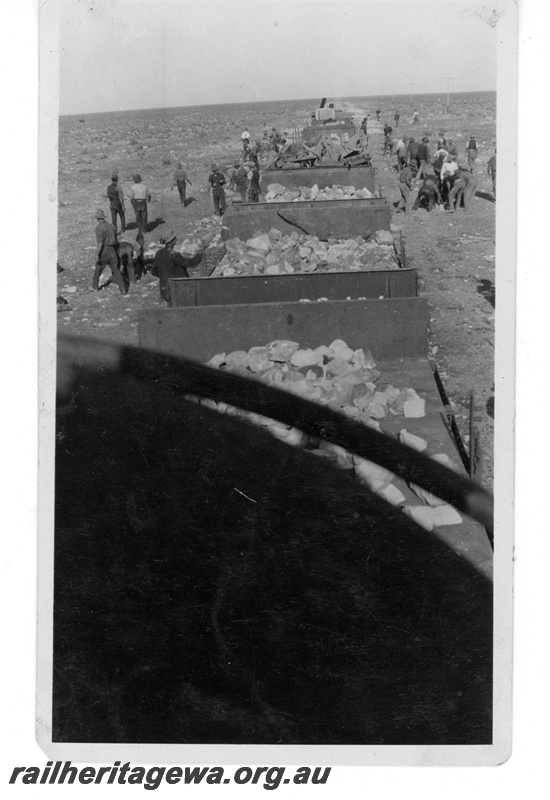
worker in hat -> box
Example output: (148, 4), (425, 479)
(128, 174), (152, 236)
(207, 163), (226, 216)
(93, 208), (126, 294)
(106, 173), (125, 232)
(151, 230), (202, 303)
(171, 161), (192, 206)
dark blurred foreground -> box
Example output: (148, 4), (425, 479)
(53, 338), (493, 745)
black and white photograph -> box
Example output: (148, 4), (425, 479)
(31, 0), (518, 767)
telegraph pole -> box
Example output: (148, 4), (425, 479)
(442, 76), (456, 114)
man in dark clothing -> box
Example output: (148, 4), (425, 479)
(93, 208), (126, 294)
(247, 162), (261, 203)
(407, 137), (420, 169)
(383, 132), (395, 157)
(396, 164), (414, 212)
(394, 111), (400, 127)
(447, 139), (458, 158)
(383, 123), (393, 137)
(466, 134), (478, 170)
(487, 149), (496, 197)
(172, 162), (192, 205)
(234, 164), (249, 201)
(376, 109), (381, 121)
(107, 174), (125, 233)
(412, 175), (442, 212)
(151, 231), (201, 303)
(128, 174), (152, 236)
(208, 163), (227, 216)
(416, 137), (431, 180)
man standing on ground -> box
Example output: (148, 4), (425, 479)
(413, 109), (419, 125)
(93, 208), (126, 294)
(172, 162), (191, 205)
(107, 173), (125, 233)
(461, 166), (477, 209)
(248, 161), (261, 203)
(208, 163), (226, 216)
(416, 136), (431, 180)
(396, 162), (414, 213)
(466, 133), (478, 170)
(151, 230), (201, 303)
(487, 148), (496, 198)
(128, 174), (151, 236)
(235, 163), (249, 201)
(376, 109), (381, 122)
(394, 110), (400, 127)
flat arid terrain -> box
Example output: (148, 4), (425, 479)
(57, 92), (496, 488)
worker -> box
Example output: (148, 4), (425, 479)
(461, 166), (478, 209)
(107, 173), (125, 233)
(118, 228), (144, 285)
(440, 155), (459, 208)
(407, 137), (420, 171)
(92, 208), (126, 294)
(226, 163), (239, 191)
(151, 231), (200, 303)
(234, 163), (249, 201)
(241, 130), (250, 143)
(376, 109), (381, 121)
(413, 109), (419, 125)
(394, 110), (400, 127)
(415, 136), (431, 180)
(466, 133), (478, 170)
(128, 174), (151, 236)
(447, 139), (458, 158)
(383, 122), (393, 137)
(487, 148), (496, 197)
(447, 172), (466, 212)
(383, 131), (395, 157)
(412, 174), (442, 212)
(396, 162), (414, 213)
(208, 163), (226, 216)
(360, 117), (368, 135)
(247, 161), (261, 203)
(396, 135), (409, 170)
(171, 162), (192, 205)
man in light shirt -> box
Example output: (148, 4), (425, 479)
(128, 174), (152, 236)
(440, 155), (459, 209)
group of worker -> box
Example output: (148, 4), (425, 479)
(388, 130), (496, 213)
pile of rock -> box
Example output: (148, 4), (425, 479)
(195, 338), (462, 531)
(212, 228), (399, 277)
(265, 182), (374, 202)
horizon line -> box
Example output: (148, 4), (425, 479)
(60, 89), (496, 119)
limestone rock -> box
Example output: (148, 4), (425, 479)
(267, 339), (300, 362)
(375, 229), (394, 246)
(208, 352), (226, 369)
(268, 228), (283, 240)
(430, 505), (462, 526)
(246, 234), (271, 252)
(266, 265), (281, 275)
(402, 505), (434, 532)
(290, 348), (323, 368)
(328, 339), (354, 361)
(376, 483), (406, 506)
(409, 483), (445, 507)
(354, 456), (394, 491)
(266, 183), (287, 196)
(399, 429), (428, 452)
(403, 390), (426, 418)
(247, 346), (271, 373)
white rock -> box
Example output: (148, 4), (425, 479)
(354, 456), (394, 491)
(430, 505), (463, 526)
(208, 353), (226, 368)
(328, 339), (354, 361)
(399, 429), (428, 452)
(376, 483), (406, 506)
(246, 234), (271, 252)
(290, 348), (324, 368)
(402, 505), (434, 531)
(403, 390), (426, 418)
(409, 483), (445, 507)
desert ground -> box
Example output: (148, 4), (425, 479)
(57, 93), (496, 489)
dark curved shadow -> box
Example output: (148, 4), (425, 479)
(147, 216), (166, 233)
(53, 338), (493, 746)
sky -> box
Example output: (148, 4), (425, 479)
(58, 0), (498, 115)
